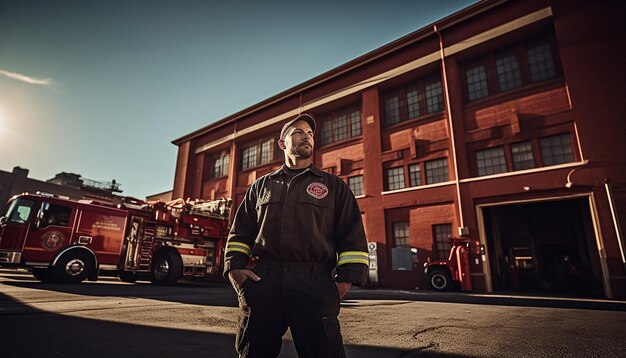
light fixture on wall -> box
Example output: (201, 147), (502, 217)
(565, 168), (577, 188)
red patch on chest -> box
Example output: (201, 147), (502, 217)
(306, 182), (329, 199)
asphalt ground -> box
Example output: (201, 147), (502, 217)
(1, 268), (625, 357)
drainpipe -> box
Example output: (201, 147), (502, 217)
(605, 180), (625, 264)
(434, 25), (465, 231)
(227, 120), (238, 223)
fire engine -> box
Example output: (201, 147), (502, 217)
(424, 237), (484, 291)
(0, 192), (231, 285)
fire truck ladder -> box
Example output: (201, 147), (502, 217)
(138, 222), (156, 271)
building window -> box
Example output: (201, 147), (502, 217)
(433, 224), (452, 260)
(348, 175), (364, 196)
(350, 111), (362, 137)
(425, 80), (444, 114)
(383, 73), (444, 126)
(476, 147), (507, 176)
(319, 108), (361, 146)
(384, 96), (401, 125)
(496, 53), (522, 91)
(466, 64), (489, 101)
(407, 89), (420, 119)
(320, 121), (332, 147)
(408, 163), (421, 187)
(511, 141), (535, 171)
(425, 158), (449, 184)
(260, 140), (271, 164)
(540, 133), (573, 166)
(393, 221), (410, 247)
(241, 146), (257, 170)
(335, 115), (348, 142)
(386, 167), (405, 191)
(205, 151), (230, 179)
(527, 42), (556, 83)
(241, 136), (277, 170)
(464, 34), (560, 102)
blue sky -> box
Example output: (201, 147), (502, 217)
(0, 0), (476, 198)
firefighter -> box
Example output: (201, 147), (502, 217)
(224, 113), (368, 358)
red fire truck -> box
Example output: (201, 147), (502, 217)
(424, 237), (483, 291)
(0, 193), (231, 285)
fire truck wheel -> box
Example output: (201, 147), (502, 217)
(32, 268), (53, 283)
(118, 271), (139, 283)
(53, 251), (94, 284)
(428, 269), (452, 291)
(151, 251), (182, 285)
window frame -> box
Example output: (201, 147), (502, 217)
(382, 73), (444, 127)
(495, 47), (523, 92)
(318, 107), (362, 147)
(469, 130), (576, 177)
(204, 150), (230, 180)
(432, 223), (452, 260)
(393, 221), (410, 247)
(40, 202), (72, 228)
(510, 141), (536, 171)
(240, 136), (279, 171)
(408, 163), (422, 187)
(385, 166), (406, 191)
(539, 133), (574, 166)
(425, 158), (449, 185)
(526, 40), (558, 83)
(476, 146), (508, 177)
(383, 158), (450, 190)
(465, 61), (490, 101)
(462, 33), (561, 104)
(347, 175), (364, 196)
(5, 198), (36, 224)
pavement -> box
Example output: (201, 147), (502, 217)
(2, 267), (626, 357)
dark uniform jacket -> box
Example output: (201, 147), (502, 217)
(224, 164), (368, 285)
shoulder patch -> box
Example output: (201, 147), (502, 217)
(306, 182), (329, 199)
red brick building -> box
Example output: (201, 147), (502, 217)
(172, 0), (626, 298)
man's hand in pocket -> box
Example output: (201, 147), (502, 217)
(335, 281), (352, 299)
(228, 269), (261, 291)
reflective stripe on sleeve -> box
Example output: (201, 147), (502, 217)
(225, 242), (251, 256)
(337, 251), (369, 266)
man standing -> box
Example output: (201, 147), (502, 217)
(224, 113), (369, 358)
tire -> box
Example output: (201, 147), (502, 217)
(118, 271), (139, 283)
(150, 251), (182, 285)
(32, 267), (53, 283)
(52, 250), (94, 284)
(428, 269), (452, 291)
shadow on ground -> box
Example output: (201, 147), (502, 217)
(3, 268), (625, 312)
(1, 268), (238, 307)
(344, 287), (626, 312)
(0, 290), (475, 358)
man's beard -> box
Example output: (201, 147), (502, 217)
(291, 143), (313, 158)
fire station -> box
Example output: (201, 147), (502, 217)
(171, 0), (626, 298)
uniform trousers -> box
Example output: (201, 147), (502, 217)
(236, 261), (345, 358)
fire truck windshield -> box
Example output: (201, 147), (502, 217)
(4, 198), (36, 224)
